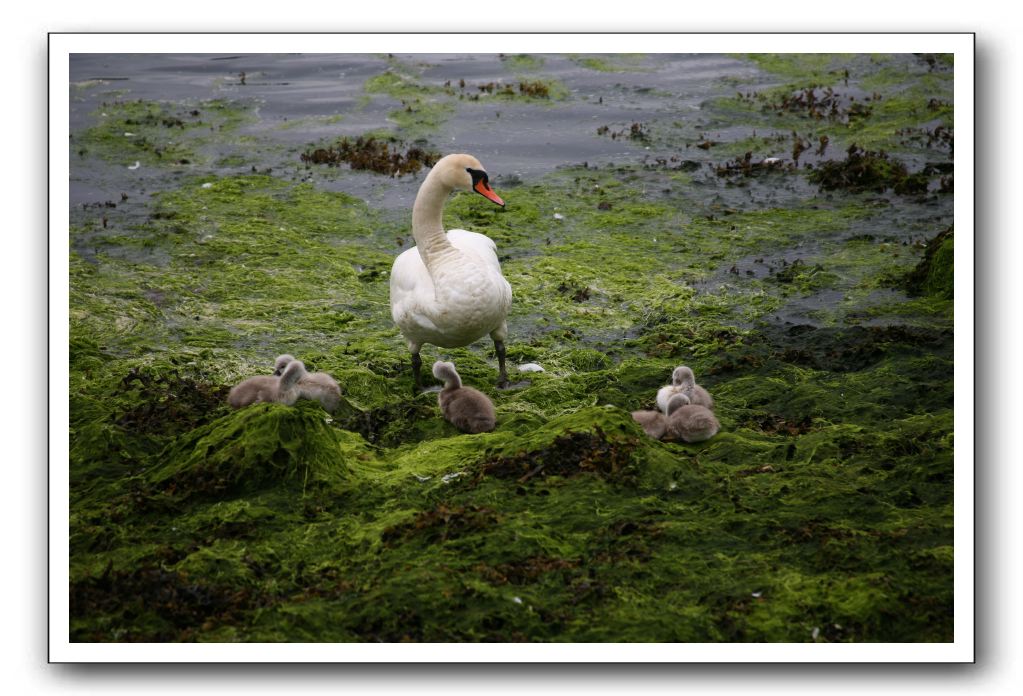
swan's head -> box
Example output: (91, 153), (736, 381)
(273, 354), (295, 376)
(434, 153), (505, 207)
(671, 365), (695, 387)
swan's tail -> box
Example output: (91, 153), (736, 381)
(432, 361), (462, 389)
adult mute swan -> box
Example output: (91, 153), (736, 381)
(390, 153), (512, 390)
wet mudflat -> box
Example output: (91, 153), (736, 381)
(69, 52), (954, 642)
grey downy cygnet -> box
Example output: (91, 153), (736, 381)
(228, 359), (305, 409)
(432, 360), (496, 434)
(656, 365), (713, 414)
(631, 393), (689, 440)
(274, 354), (342, 413)
(664, 393), (720, 443)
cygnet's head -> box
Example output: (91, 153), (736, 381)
(666, 393), (691, 415)
(432, 154), (504, 207)
(432, 360), (462, 388)
(672, 365), (696, 387)
(274, 354), (296, 376)
(279, 359), (307, 390)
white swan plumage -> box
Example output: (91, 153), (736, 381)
(389, 153), (512, 389)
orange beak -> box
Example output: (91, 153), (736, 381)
(474, 179), (505, 207)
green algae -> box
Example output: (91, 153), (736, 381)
(501, 54), (545, 72)
(361, 58), (569, 143)
(387, 99), (455, 134)
(74, 98), (253, 166)
(570, 54), (649, 73)
(469, 78), (570, 103)
(149, 401), (350, 500)
(363, 65), (456, 139)
(714, 54), (954, 155)
(364, 70), (436, 100)
(904, 228), (954, 300)
(68, 56), (955, 643)
(741, 53), (858, 82)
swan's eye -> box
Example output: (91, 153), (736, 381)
(466, 167), (489, 189)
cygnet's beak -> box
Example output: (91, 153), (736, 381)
(474, 178), (505, 207)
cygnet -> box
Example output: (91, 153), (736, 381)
(664, 393), (720, 443)
(273, 354), (342, 413)
(631, 408), (668, 440)
(432, 360), (497, 434)
(228, 359), (305, 409)
(656, 365), (713, 414)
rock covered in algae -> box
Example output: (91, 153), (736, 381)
(149, 401), (350, 500)
(480, 406), (644, 481)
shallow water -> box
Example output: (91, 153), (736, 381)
(70, 53), (762, 207)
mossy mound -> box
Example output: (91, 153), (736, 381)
(149, 402), (350, 500)
(478, 406), (645, 483)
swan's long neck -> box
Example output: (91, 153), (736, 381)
(412, 173), (459, 271)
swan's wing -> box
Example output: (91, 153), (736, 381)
(389, 246), (444, 343)
(390, 247), (432, 317)
(390, 231), (497, 295)
(390, 230), (511, 347)
(447, 229), (503, 274)
(390, 246), (429, 294)
(448, 229), (512, 304)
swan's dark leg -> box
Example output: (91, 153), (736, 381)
(494, 339), (508, 388)
(490, 323), (510, 388)
(411, 351), (423, 393)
